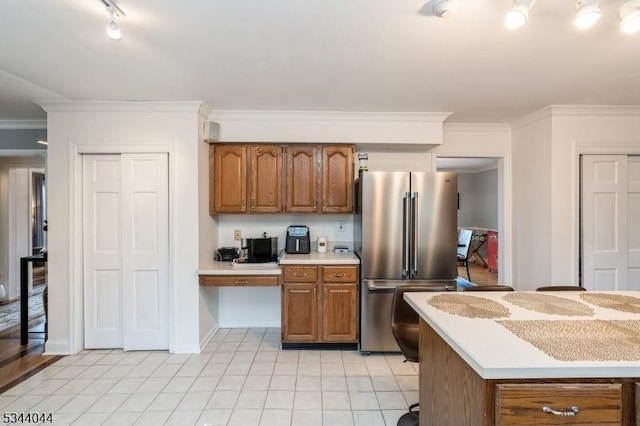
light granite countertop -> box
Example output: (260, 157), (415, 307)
(199, 251), (360, 275)
(404, 290), (640, 380)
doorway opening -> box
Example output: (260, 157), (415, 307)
(437, 157), (500, 286)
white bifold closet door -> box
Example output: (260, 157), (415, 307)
(83, 153), (169, 350)
(582, 155), (640, 290)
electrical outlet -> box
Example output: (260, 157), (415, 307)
(337, 220), (345, 232)
(234, 229), (242, 240)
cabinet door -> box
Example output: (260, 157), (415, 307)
(321, 146), (354, 213)
(212, 145), (247, 213)
(282, 283), (318, 342)
(322, 283), (358, 342)
(250, 145), (282, 213)
(285, 145), (319, 213)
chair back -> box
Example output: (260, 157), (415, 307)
(457, 229), (473, 259)
(536, 286), (586, 291)
(464, 285), (515, 292)
(391, 285), (449, 363)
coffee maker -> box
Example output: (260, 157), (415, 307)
(240, 237), (278, 263)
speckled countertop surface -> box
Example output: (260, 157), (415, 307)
(404, 291), (640, 380)
(198, 251), (359, 275)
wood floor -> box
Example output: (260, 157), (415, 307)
(0, 317), (62, 394)
(458, 262), (499, 287)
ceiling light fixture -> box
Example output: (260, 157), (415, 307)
(106, 8), (121, 40)
(433, 0), (461, 18)
(98, 0), (125, 40)
(574, 0), (601, 30)
(505, 0), (536, 30)
(620, 0), (640, 33)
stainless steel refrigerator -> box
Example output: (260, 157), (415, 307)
(354, 171), (458, 353)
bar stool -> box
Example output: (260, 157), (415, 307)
(391, 285), (450, 426)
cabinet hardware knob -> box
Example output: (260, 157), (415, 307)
(335, 273), (344, 278)
(542, 406), (580, 417)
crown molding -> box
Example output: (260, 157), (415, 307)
(549, 105), (640, 117)
(443, 123), (511, 133)
(0, 120), (47, 130)
(511, 105), (640, 131)
(38, 101), (205, 114)
(510, 106), (553, 131)
(209, 110), (452, 123)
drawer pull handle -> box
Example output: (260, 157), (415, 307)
(295, 273), (307, 277)
(235, 280), (249, 285)
(542, 406), (580, 417)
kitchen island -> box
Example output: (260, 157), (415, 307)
(404, 291), (640, 425)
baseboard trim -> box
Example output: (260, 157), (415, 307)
(43, 339), (71, 355)
(282, 342), (358, 351)
(199, 325), (219, 350)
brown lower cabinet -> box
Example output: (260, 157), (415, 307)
(281, 265), (358, 343)
(420, 319), (639, 426)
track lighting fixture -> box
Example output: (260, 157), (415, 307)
(620, 0), (640, 33)
(106, 8), (121, 40)
(98, 0), (125, 40)
(433, 0), (460, 18)
(428, 0), (640, 34)
(574, 0), (601, 30)
(505, 0), (536, 30)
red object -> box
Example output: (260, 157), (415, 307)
(487, 231), (498, 273)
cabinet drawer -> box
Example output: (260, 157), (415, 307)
(495, 383), (622, 425)
(199, 275), (280, 287)
(322, 266), (358, 283)
(282, 266), (318, 283)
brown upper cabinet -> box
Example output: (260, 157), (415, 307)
(211, 143), (353, 214)
(284, 145), (354, 214)
(210, 144), (282, 214)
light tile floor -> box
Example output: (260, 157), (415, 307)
(0, 328), (419, 426)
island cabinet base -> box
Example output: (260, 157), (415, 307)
(419, 319), (638, 426)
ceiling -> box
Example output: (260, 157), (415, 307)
(1, 0), (640, 124)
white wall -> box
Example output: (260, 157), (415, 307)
(457, 169), (498, 231)
(511, 106), (640, 290)
(549, 107), (640, 285)
(0, 157), (45, 300)
(41, 101), (205, 355)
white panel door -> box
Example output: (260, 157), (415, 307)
(83, 153), (169, 350)
(628, 156), (640, 287)
(121, 154), (169, 350)
(582, 155), (628, 290)
(83, 155), (123, 348)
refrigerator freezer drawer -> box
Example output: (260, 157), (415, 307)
(360, 279), (456, 353)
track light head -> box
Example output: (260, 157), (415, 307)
(620, 0), (640, 33)
(433, 0), (461, 18)
(574, 0), (601, 30)
(505, 0), (536, 30)
(106, 7), (121, 40)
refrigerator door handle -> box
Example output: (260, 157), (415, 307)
(402, 192), (410, 278)
(411, 192), (418, 278)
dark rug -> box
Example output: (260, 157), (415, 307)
(0, 285), (45, 334)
